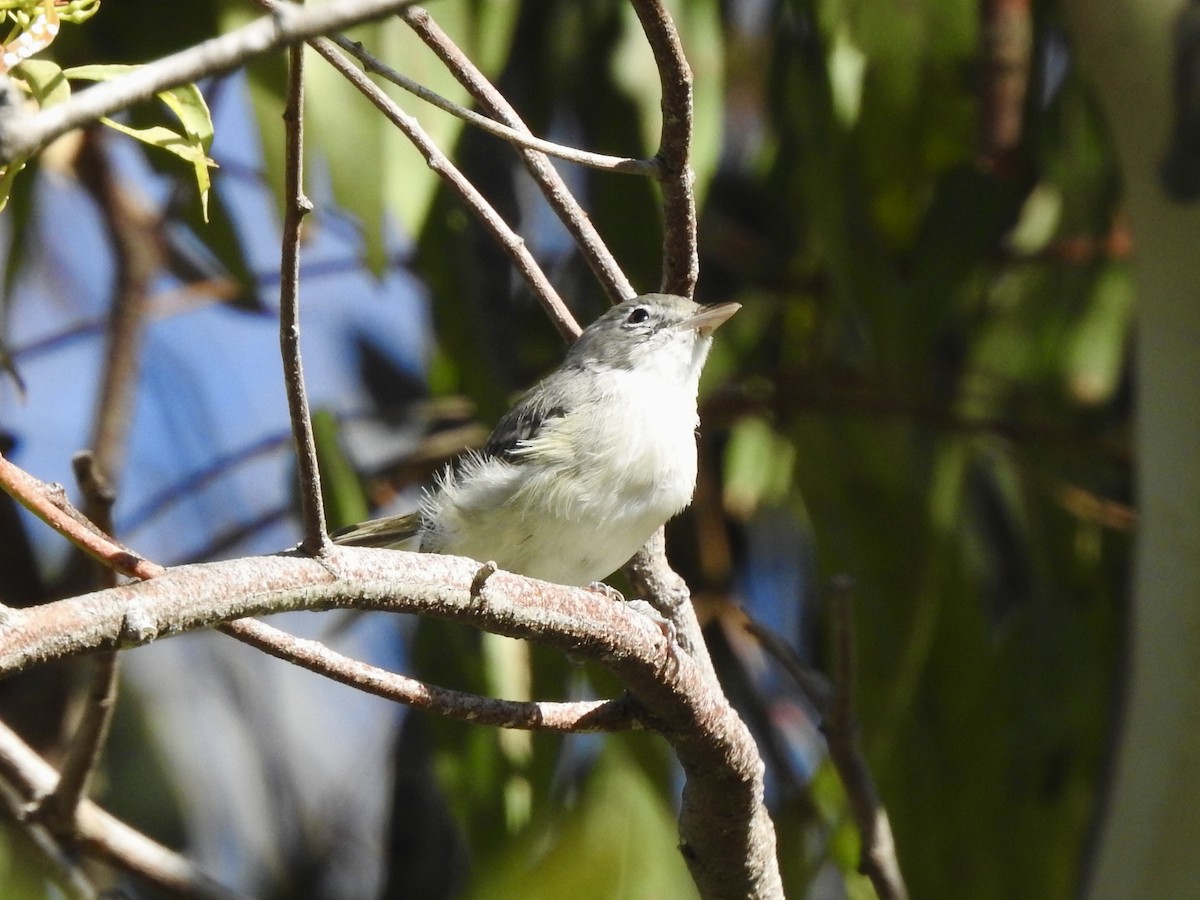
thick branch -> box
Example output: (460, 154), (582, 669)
(626, 527), (717, 684)
(0, 0), (423, 164)
(0, 547), (782, 897)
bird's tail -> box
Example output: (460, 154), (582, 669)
(331, 512), (422, 549)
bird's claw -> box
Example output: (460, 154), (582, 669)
(587, 581), (626, 603)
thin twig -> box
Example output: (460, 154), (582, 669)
(41, 120), (160, 838)
(629, 0), (698, 296)
(334, 33), (656, 177)
(220, 618), (640, 732)
(247, 0), (582, 339)
(0, 0), (425, 164)
(742, 615), (835, 713)
(300, 29), (582, 340)
(744, 588), (908, 899)
(36, 652), (118, 833)
(399, 6), (641, 305)
(279, 30), (329, 554)
(36, 456), (123, 836)
(77, 131), (161, 481)
(826, 579), (909, 900)
(0, 452), (164, 580)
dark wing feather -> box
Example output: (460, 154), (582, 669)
(483, 381), (568, 461)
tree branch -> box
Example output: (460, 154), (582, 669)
(746, 584), (909, 900)
(0, 0), (424, 164)
(278, 29), (329, 554)
(626, 527), (718, 684)
(333, 33), (657, 177)
(0, 720), (239, 898)
(0, 452), (164, 581)
(296, 25), (582, 340)
(629, 0), (699, 296)
(399, 6), (641, 306)
(827, 580), (908, 900)
(0, 546), (781, 897)
(0, 778), (96, 899)
(220, 617), (640, 732)
(0, 449), (780, 896)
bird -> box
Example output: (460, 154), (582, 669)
(334, 293), (739, 588)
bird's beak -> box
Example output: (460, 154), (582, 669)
(679, 301), (741, 337)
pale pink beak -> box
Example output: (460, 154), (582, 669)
(679, 301), (741, 337)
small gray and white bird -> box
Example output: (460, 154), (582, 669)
(334, 293), (739, 587)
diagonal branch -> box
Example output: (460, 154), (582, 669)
(300, 30), (581, 340)
(0, 0), (425, 164)
(0, 452), (164, 581)
(0, 719), (240, 899)
(244, 0), (580, 338)
(746, 584), (909, 900)
(827, 579), (908, 900)
(0, 777), (96, 899)
(399, 5), (640, 305)
(220, 617), (640, 732)
(333, 33), (657, 178)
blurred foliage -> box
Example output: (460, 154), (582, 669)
(0, 0), (1132, 898)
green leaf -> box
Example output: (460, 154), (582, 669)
(1064, 264), (1133, 405)
(65, 64), (217, 219)
(723, 415), (796, 519)
(312, 409), (370, 530)
(467, 749), (699, 900)
(16, 58), (69, 107)
(0, 156), (26, 214)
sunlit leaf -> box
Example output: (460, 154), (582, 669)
(1064, 263), (1133, 405)
(15, 57), (68, 106)
(468, 750), (699, 900)
(723, 415), (795, 520)
(65, 64), (217, 219)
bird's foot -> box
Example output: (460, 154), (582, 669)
(587, 581), (625, 603)
(626, 599), (679, 647)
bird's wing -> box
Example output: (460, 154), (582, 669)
(331, 511), (423, 548)
(482, 383), (567, 461)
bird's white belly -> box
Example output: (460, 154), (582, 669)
(423, 374), (700, 585)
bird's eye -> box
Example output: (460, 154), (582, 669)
(626, 306), (650, 325)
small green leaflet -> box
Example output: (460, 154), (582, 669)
(65, 64), (217, 220)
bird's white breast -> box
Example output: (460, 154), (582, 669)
(421, 367), (701, 586)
